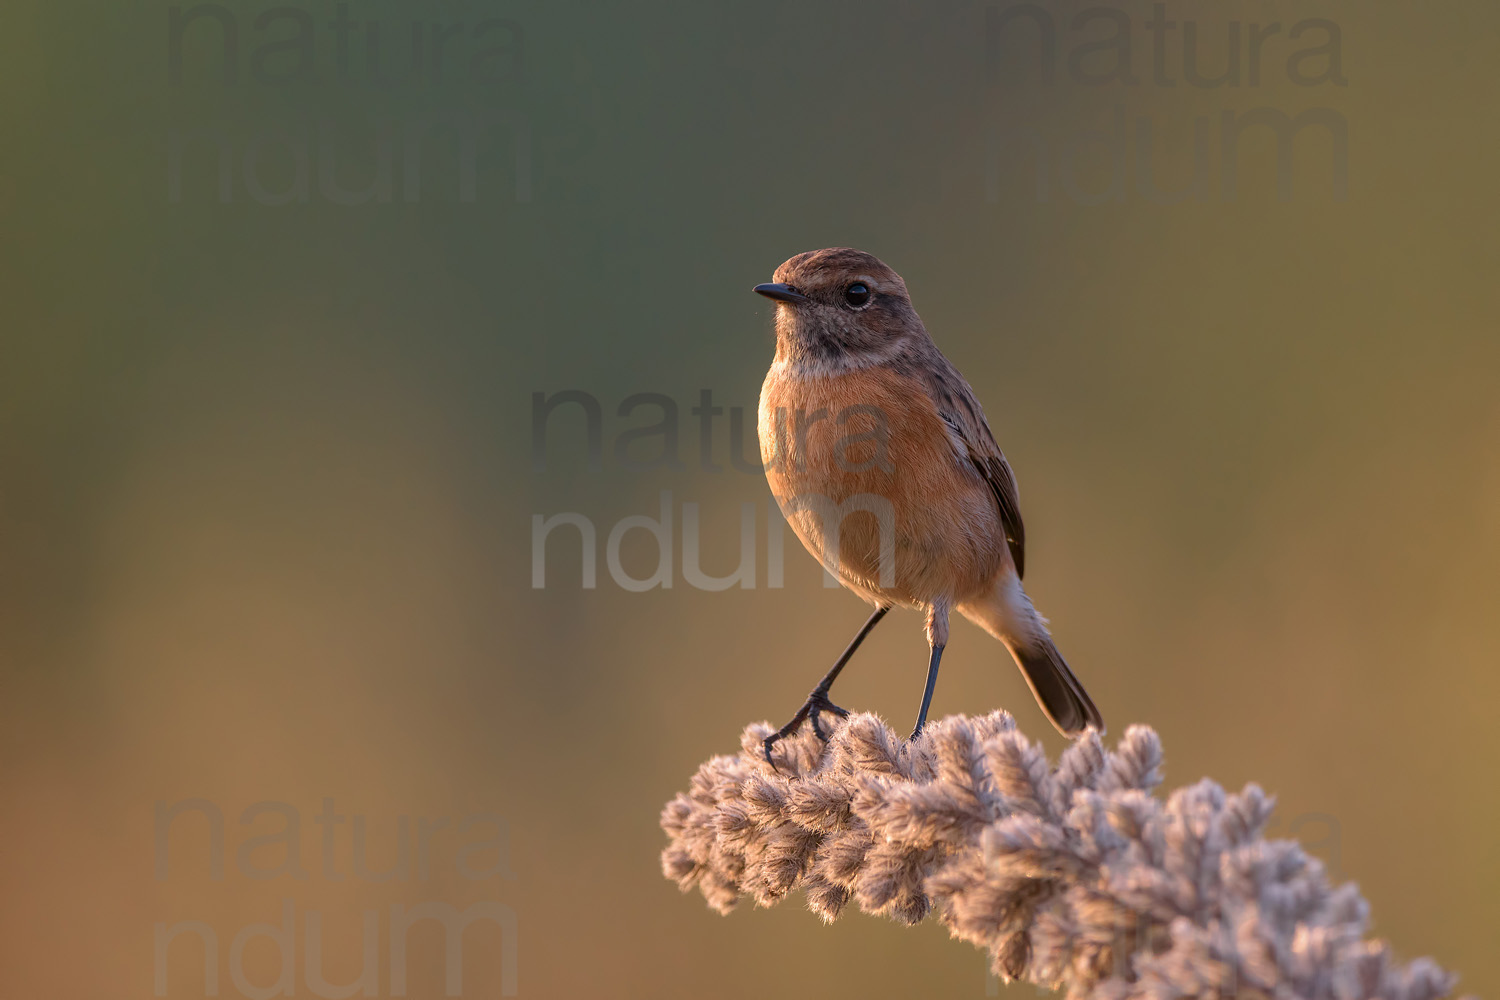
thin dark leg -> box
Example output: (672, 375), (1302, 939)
(909, 643), (945, 741)
(807, 604), (891, 738)
(763, 605), (891, 768)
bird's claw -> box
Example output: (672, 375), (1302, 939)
(808, 693), (850, 740)
(762, 734), (783, 772)
(763, 690), (850, 771)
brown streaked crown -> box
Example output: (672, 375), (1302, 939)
(772, 248), (908, 298)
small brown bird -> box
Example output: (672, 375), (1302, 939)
(754, 248), (1102, 763)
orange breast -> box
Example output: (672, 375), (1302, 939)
(758, 364), (1007, 606)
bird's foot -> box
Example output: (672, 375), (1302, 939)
(808, 692), (851, 741)
(762, 690), (850, 770)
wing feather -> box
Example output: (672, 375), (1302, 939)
(929, 364), (1027, 578)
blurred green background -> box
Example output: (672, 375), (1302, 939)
(3, 1), (1498, 997)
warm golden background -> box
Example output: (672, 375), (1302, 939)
(3, 1), (1497, 997)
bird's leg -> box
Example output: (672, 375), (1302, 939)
(910, 644), (945, 740)
(763, 605), (890, 768)
(909, 600), (951, 741)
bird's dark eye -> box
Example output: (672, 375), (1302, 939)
(844, 282), (871, 307)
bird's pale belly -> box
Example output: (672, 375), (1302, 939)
(758, 365), (1008, 608)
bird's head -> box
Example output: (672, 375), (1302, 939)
(754, 248), (925, 367)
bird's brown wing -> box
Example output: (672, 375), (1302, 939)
(925, 362), (1027, 579)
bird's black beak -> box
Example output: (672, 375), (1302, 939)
(753, 282), (808, 304)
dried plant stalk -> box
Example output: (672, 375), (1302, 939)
(661, 712), (1470, 1000)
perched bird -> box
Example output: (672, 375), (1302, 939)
(754, 248), (1102, 764)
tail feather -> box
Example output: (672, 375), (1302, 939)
(957, 579), (1104, 737)
(1007, 637), (1103, 736)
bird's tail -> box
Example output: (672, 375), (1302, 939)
(957, 579), (1103, 737)
(1005, 634), (1103, 736)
